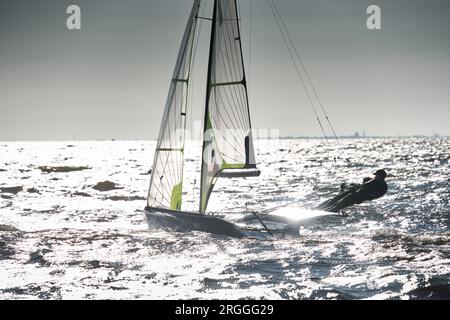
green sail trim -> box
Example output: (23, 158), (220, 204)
(170, 183), (183, 210)
(200, 178), (217, 214)
(206, 115), (213, 130)
(221, 162), (246, 170)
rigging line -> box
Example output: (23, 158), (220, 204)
(266, 1), (363, 184)
(246, 204), (274, 237)
(248, 0), (253, 102)
(266, 0), (329, 143)
(269, 0), (360, 183)
(270, 0), (338, 141)
(266, 1), (364, 187)
(268, 0), (358, 181)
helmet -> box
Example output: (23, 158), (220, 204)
(373, 169), (387, 179)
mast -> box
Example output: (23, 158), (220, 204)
(199, 0), (218, 213)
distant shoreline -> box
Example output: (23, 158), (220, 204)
(277, 134), (449, 140)
(0, 135), (449, 143)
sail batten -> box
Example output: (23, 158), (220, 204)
(200, 0), (259, 213)
(211, 81), (244, 87)
(147, 0), (201, 211)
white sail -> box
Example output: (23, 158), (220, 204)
(200, 0), (259, 213)
(147, 0), (201, 210)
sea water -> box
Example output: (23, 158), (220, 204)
(0, 138), (449, 299)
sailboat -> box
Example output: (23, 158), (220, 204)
(145, 0), (261, 238)
(144, 0), (337, 238)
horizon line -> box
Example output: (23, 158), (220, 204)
(0, 134), (449, 143)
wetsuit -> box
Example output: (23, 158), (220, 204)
(318, 178), (388, 213)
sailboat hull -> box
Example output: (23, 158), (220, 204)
(145, 207), (246, 238)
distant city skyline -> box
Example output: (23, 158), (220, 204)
(1, 0), (449, 141)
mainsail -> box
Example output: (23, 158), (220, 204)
(200, 0), (259, 213)
(147, 0), (201, 210)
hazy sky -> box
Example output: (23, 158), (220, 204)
(1, 0), (449, 140)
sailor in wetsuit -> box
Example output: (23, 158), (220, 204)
(317, 169), (388, 213)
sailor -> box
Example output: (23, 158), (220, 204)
(318, 169), (388, 213)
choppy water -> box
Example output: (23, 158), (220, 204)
(0, 138), (449, 299)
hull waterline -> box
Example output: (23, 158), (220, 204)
(145, 207), (246, 238)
